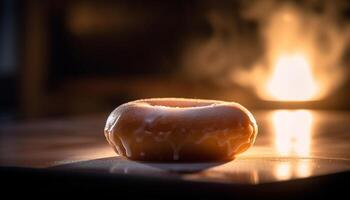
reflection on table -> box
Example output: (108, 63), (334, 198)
(1, 110), (350, 184)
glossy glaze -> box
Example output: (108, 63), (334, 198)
(104, 98), (258, 161)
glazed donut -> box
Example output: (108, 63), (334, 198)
(104, 98), (258, 162)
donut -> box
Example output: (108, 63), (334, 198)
(104, 98), (258, 162)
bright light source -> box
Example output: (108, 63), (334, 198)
(267, 54), (319, 101)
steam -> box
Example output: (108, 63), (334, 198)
(181, 0), (350, 100)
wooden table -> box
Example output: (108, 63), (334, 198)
(1, 110), (350, 197)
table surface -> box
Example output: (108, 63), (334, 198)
(1, 109), (350, 185)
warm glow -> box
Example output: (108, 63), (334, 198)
(230, 5), (347, 101)
(272, 110), (314, 180)
(274, 160), (312, 181)
(272, 110), (313, 156)
(296, 160), (312, 178)
(275, 162), (292, 181)
(267, 54), (319, 101)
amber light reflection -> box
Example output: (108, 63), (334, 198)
(272, 110), (314, 180)
(273, 110), (313, 156)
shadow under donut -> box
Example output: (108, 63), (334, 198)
(51, 157), (230, 175)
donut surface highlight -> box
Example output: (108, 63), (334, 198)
(104, 98), (258, 162)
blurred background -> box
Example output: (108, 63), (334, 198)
(1, 0), (350, 122)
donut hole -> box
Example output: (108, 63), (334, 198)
(142, 98), (218, 108)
